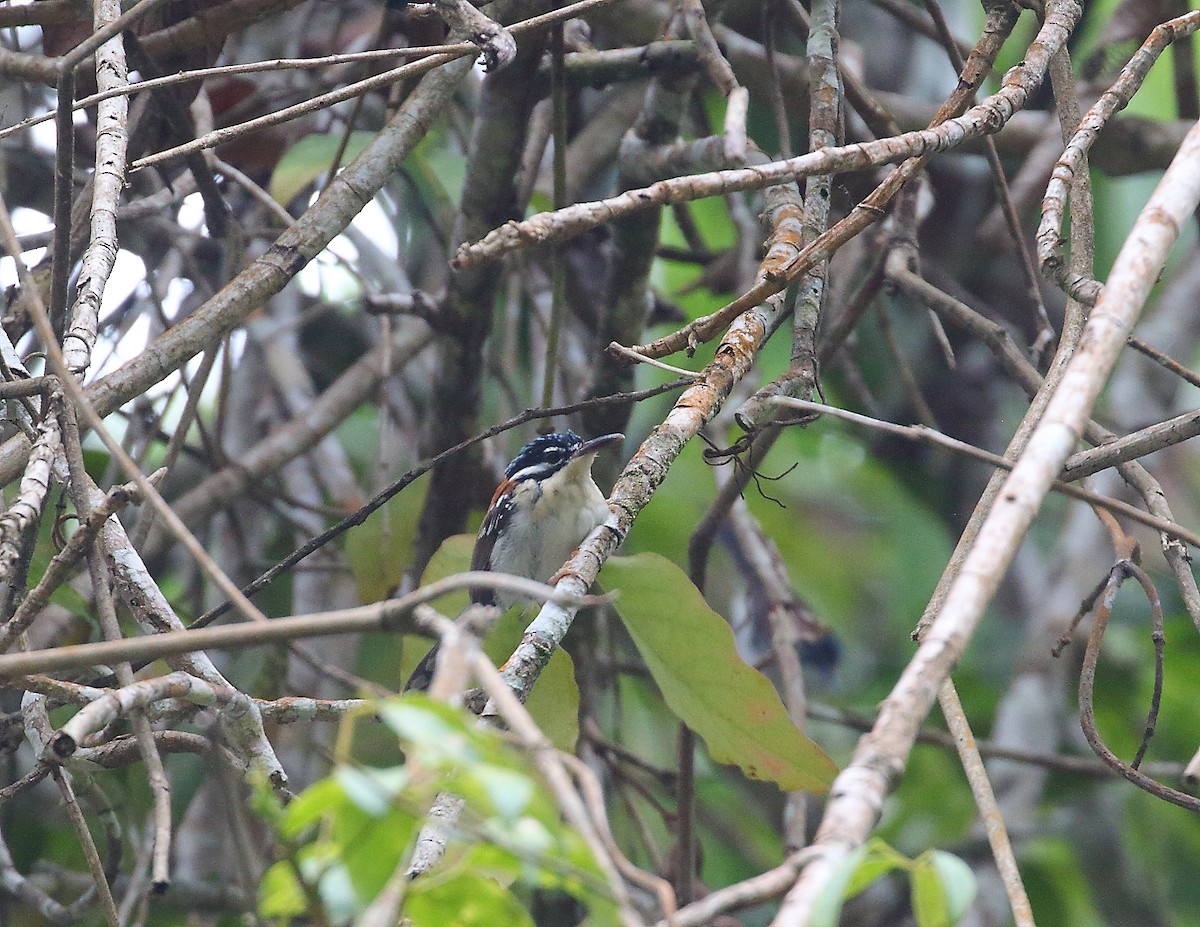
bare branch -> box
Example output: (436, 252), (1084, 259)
(433, 0), (517, 72)
(0, 572), (598, 678)
(62, 0), (130, 377)
(771, 100), (1200, 927)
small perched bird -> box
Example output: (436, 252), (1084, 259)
(405, 430), (624, 691)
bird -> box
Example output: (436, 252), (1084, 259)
(405, 430), (624, 691)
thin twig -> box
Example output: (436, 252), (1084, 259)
(938, 679), (1035, 927)
(0, 572), (603, 678)
(540, 22), (569, 411)
(1075, 563), (1199, 811)
(0, 188), (274, 629)
(0, 471), (161, 651)
(190, 378), (688, 630)
(772, 398), (1200, 550)
(470, 649), (644, 927)
(51, 768), (120, 927)
(606, 343), (703, 379)
(128, 0), (627, 173)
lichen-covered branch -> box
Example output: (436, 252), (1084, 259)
(0, 414), (59, 586)
(62, 0), (129, 377)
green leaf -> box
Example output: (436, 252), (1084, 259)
(380, 698), (560, 825)
(276, 771), (418, 912)
(334, 765), (407, 817)
(810, 839), (914, 927)
(281, 777), (350, 839)
(346, 474), (429, 603)
(911, 850), (976, 927)
(407, 872), (535, 927)
(339, 807), (418, 903)
(269, 130), (376, 205)
(482, 609), (580, 752)
(810, 846), (868, 927)
(457, 842), (525, 884)
(316, 861), (360, 922)
(845, 838), (911, 896)
(601, 552), (837, 791)
(380, 697), (483, 768)
(259, 860), (307, 918)
(403, 139), (466, 236)
(419, 533), (475, 613)
(466, 765), (535, 822)
(911, 857), (950, 927)
(1020, 837), (1103, 927)
(419, 535), (580, 751)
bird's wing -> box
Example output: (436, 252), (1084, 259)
(470, 479), (517, 604)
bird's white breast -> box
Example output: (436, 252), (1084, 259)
(489, 456), (611, 608)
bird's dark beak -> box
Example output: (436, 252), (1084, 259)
(574, 433), (624, 457)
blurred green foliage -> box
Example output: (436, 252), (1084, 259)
(256, 696), (616, 926)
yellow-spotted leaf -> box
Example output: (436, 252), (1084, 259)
(419, 535), (580, 751)
(601, 552), (837, 792)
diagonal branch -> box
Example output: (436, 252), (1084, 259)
(453, 0), (1078, 275)
(770, 107), (1200, 927)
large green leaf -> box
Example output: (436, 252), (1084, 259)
(269, 130), (376, 205)
(601, 552), (837, 792)
(407, 872), (535, 927)
(420, 536), (580, 751)
(259, 860), (307, 918)
(345, 473), (429, 603)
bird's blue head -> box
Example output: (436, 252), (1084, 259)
(506, 431), (623, 482)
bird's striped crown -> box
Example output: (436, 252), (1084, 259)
(505, 431), (585, 482)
